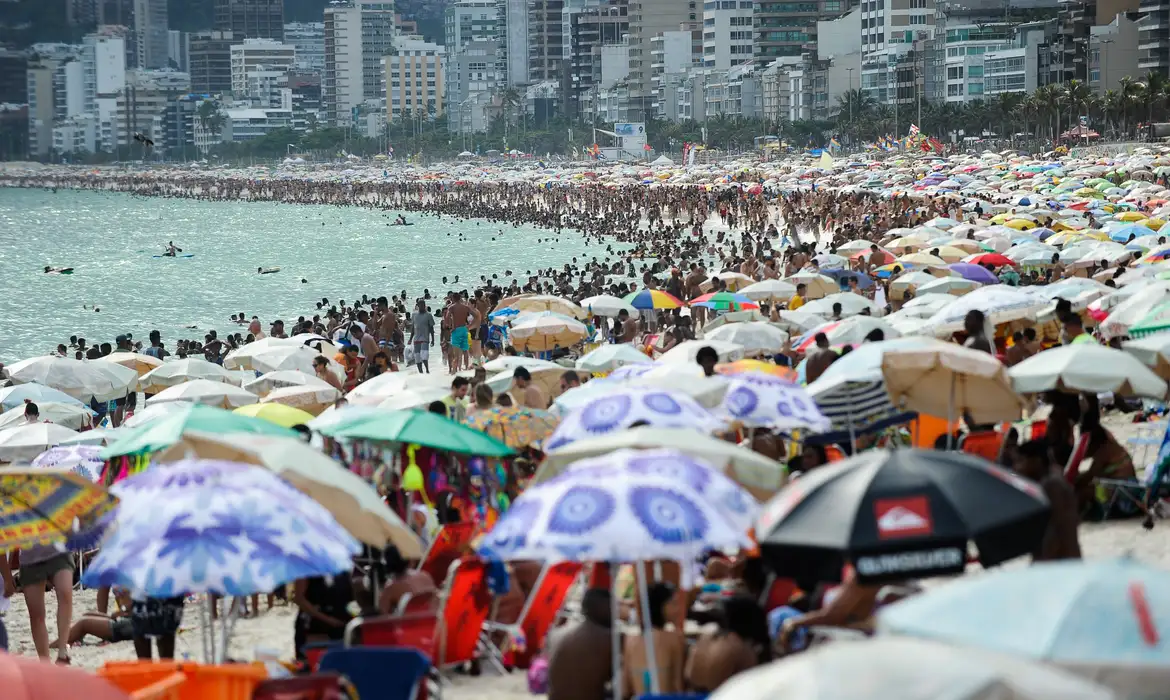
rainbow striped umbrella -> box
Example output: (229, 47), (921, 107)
(623, 288), (683, 310)
(689, 291), (759, 311)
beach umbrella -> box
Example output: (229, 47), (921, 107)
(772, 310), (827, 334)
(916, 275), (984, 296)
(1127, 299), (1170, 338)
(151, 435), (421, 554)
(799, 292), (881, 317)
(794, 317), (901, 353)
(508, 312), (588, 352)
(376, 386), (450, 411)
(465, 406), (559, 449)
(478, 449), (755, 563)
(100, 351), (163, 377)
(536, 427), (786, 500)
(1123, 334), (1170, 379)
(878, 558), (1170, 696)
(931, 246), (970, 263)
(576, 344), (653, 373)
(345, 371), (450, 406)
(690, 291), (759, 311)
(0, 402), (94, 431)
(482, 356), (562, 373)
(741, 279), (798, 302)
(701, 310), (771, 333)
(137, 357), (238, 392)
(4, 356), (137, 403)
(948, 262), (1001, 284)
(83, 460), (359, 598)
(623, 288), (683, 310)
(755, 449), (1050, 584)
(30, 444), (103, 482)
(881, 344), (1024, 424)
(232, 402), (314, 428)
(318, 409), (515, 457)
(1008, 344), (1168, 400)
(144, 379), (259, 409)
(700, 271), (756, 292)
(57, 428), (123, 447)
(716, 359), (798, 381)
(580, 294), (636, 317)
(1100, 281), (1170, 338)
(784, 272), (838, 299)
(101, 404), (299, 460)
(836, 239), (877, 254)
(243, 370), (331, 397)
(247, 345), (340, 377)
(506, 294), (588, 319)
(709, 638), (1112, 700)
(922, 286), (1047, 335)
(555, 365), (729, 411)
(0, 383), (87, 412)
(0, 423), (80, 463)
(0, 466), (117, 550)
(260, 384), (342, 414)
(544, 387), (722, 451)
(0, 648), (133, 700)
(718, 374), (830, 432)
(658, 339), (746, 365)
(898, 252), (948, 267)
(705, 322), (789, 357)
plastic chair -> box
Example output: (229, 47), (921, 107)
(304, 641), (341, 672)
(435, 558), (494, 669)
(345, 612), (439, 657)
(319, 647), (430, 700)
(417, 522), (477, 587)
(252, 673), (350, 700)
(956, 430), (1004, 462)
(487, 561), (582, 669)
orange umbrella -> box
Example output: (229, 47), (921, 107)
(0, 652), (130, 700)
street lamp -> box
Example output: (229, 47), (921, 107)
(1099, 38), (1114, 95)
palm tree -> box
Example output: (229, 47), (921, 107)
(1119, 76), (1142, 136)
(196, 100), (225, 136)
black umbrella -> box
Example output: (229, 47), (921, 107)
(756, 449), (1050, 584)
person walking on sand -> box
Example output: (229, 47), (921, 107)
(19, 543), (75, 663)
(411, 300), (435, 374)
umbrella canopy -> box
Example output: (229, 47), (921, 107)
(741, 279), (798, 302)
(708, 638), (1113, 700)
(783, 272), (838, 299)
(1127, 299), (1170, 338)
(0, 467), (117, 550)
(536, 426), (787, 500)
(795, 317), (900, 353)
(152, 434), (421, 554)
(0, 384), (88, 412)
(716, 359), (798, 382)
(1009, 344), (1168, 400)
(544, 387), (722, 451)
(1123, 334), (1170, 380)
(84, 460), (359, 596)
(800, 293), (881, 317)
(948, 262), (1001, 284)
(922, 286), (1048, 335)
(0, 424), (80, 463)
(580, 294), (636, 317)
(345, 371), (449, 406)
(916, 276), (983, 296)
(881, 344), (1024, 424)
(508, 312), (588, 352)
(0, 651), (133, 700)
(5, 356), (137, 403)
(138, 358), (237, 392)
(319, 409), (515, 457)
(506, 294), (587, 319)
(623, 288), (683, 310)
(144, 379), (259, 409)
(260, 384), (342, 414)
(878, 558), (1170, 697)
(756, 449), (1050, 584)
(99, 352), (163, 377)
(690, 291), (759, 312)
(658, 339), (746, 365)
(31, 445), (103, 482)
(465, 406), (560, 449)
(576, 344), (653, 373)
(706, 322), (789, 357)
(0, 402), (94, 431)
(243, 370), (332, 397)
(247, 345), (338, 376)
(477, 449), (755, 562)
(101, 404), (299, 460)
(718, 374), (831, 432)
(233, 402), (314, 427)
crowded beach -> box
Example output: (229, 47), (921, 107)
(0, 145), (1170, 699)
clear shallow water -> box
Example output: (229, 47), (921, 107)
(0, 188), (597, 362)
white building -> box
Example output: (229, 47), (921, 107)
(702, 0), (754, 70)
(285, 22), (325, 73)
(324, 0), (398, 126)
(53, 116), (100, 154)
(245, 69), (293, 108)
(385, 38), (445, 121)
(651, 31), (695, 119)
(134, 0), (170, 69)
(498, 0), (528, 88)
(82, 31), (127, 130)
(230, 38), (296, 96)
(448, 39), (502, 133)
(942, 22), (1013, 103)
(861, 0), (934, 56)
(446, 0), (499, 49)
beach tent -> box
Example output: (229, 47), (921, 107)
(651, 155), (675, 166)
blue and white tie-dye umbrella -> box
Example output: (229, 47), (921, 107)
(543, 387), (723, 451)
(718, 374), (831, 432)
(31, 445), (104, 482)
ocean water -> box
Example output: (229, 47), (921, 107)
(0, 188), (599, 362)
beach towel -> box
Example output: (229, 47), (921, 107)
(451, 326), (470, 352)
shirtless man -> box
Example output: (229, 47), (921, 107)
(546, 589), (613, 700)
(805, 333), (837, 384)
(378, 546), (439, 615)
(444, 294), (481, 373)
(351, 325), (381, 379)
(1012, 440), (1081, 561)
(617, 309), (639, 344)
(512, 367), (548, 409)
(472, 289), (491, 363)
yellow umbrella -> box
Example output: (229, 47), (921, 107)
(1046, 232), (1087, 247)
(1005, 219), (1036, 230)
(100, 352), (163, 377)
(887, 236), (928, 252)
(233, 403), (314, 428)
(1145, 217), (1166, 231)
(931, 246), (970, 263)
(990, 212), (1013, 224)
(898, 252), (948, 267)
(0, 468), (117, 550)
(941, 239), (983, 253)
(1116, 211), (1147, 222)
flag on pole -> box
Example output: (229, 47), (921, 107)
(908, 124), (921, 137)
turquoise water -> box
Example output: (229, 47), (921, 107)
(0, 188), (597, 361)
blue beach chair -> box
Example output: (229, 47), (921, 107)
(319, 647), (431, 700)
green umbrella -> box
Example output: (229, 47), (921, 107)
(319, 409), (516, 457)
(101, 404), (299, 459)
(1129, 299), (1170, 338)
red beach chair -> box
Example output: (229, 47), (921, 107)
(487, 562), (582, 668)
(417, 522), (477, 587)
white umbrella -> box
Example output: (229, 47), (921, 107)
(709, 638), (1113, 700)
(916, 276), (984, 296)
(554, 365), (729, 410)
(580, 294), (636, 317)
(244, 370), (333, 397)
(0, 402), (95, 431)
(798, 317), (900, 350)
(138, 358), (238, 392)
(1123, 334), (1170, 380)
(0, 423), (80, 462)
(800, 293), (880, 317)
(576, 344), (653, 373)
(5, 356), (137, 403)
(881, 344), (1025, 424)
(122, 402), (187, 428)
(1010, 344), (1168, 399)
(702, 310), (770, 333)
(100, 352), (163, 377)
(509, 313), (588, 352)
(657, 339), (745, 365)
(248, 346), (342, 378)
(784, 272), (838, 299)
(922, 286), (1048, 335)
(482, 356), (563, 373)
(223, 337), (320, 370)
(507, 294), (588, 319)
(700, 271), (755, 292)
(1100, 281), (1170, 338)
(773, 310), (827, 334)
(705, 322), (789, 357)
(261, 384), (342, 414)
(377, 386), (451, 411)
(345, 372), (449, 406)
(144, 379), (260, 409)
(741, 279), (798, 302)
(57, 428), (123, 446)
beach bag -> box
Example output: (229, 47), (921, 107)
(526, 656), (549, 695)
(403, 345), (416, 365)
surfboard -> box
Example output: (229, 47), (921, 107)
(153, 254), (195, 258)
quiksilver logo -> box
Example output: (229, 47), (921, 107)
(856, 547), (964, 577)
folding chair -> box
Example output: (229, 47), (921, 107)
(344, 612), (438, 653)
(417, 522), (477, 587)
(435, 558), (499, 672)
(485, 562), (582, 669)
(956, 430), (1004, 462)
(319, 647), (430, 700)
(304, 641), (342, 672)
(252, 672), (350, 700)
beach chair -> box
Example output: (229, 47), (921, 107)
(303, 642), (341, 672)
(395, 590), (439, 615)
(435, 557), (499, 672)
(485, 562), (583, 669)
(957, 430), (1004, 462)
(319, 648), (430, 700)
(417, 522), (477, 587)
(251, 673), (350, 700)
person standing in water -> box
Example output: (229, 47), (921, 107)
(412, 300), (435, 374)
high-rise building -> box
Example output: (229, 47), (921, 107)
(82, 30), (128, 147)
(167, 30), (189, 71)
(134, 0), (169, 69)
(0, 49), (29, 104)
(215, 0), (285, 41)
(447, 39), (502, 133)
(446, 0), (500, 49)
(385, 38), (445, 120)
(563, 0), (629, 118)
(627, 0), (697, 120)
(754, 0), (849, 61)
(230, 38), (296, 95)
(27, 61), (59, 157)
(285, 22), (326, 72)
(189, 30), (237, 94)
(498, 0), (529, 87)
(704, 0), (754, 68)
(323, 0), (397, 126)
(528, 0), (566, 84)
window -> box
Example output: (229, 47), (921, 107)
(947, 66), (963, 79)
(968, 82), (983, 95)
(948, 83), (961, 96)
(910, 14), (927, 24)
(968, 64), (983, 77)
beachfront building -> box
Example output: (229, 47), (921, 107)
(167, 30), (190, 72)
(626, 0), (697, 121)
(384, 38), (445, 122)
(0, 49), (28, 104)
(26, 46), (86, 158)
(285, 22), (326, 72)
(497, 0), (528, 87)
(230, 38), (296, 96)
(703, 0), (754, 69)
(134, 0), (170, 69)
(448, 39), (503, 134)
(324, 0), (399, 126)
(562, 0), (630, 119)
(215, 0), (286, 41)
(446, 0), (500, 48)
(190, 30), (238, 96)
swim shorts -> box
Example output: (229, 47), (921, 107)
(451, 326), (470, 352)
(111, 617), (134, 643)
(131, 595), (184, 638)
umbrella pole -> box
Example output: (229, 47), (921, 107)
(610, 562), (622, 700)
(220, 597), (240, 663)
(946, 374), (956, 450)
(203, 595), (215, 663)
(847, 397), (857, 454)
(635, 560), (661, 695)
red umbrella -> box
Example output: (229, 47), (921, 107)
(965, 253), (1016, 268)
